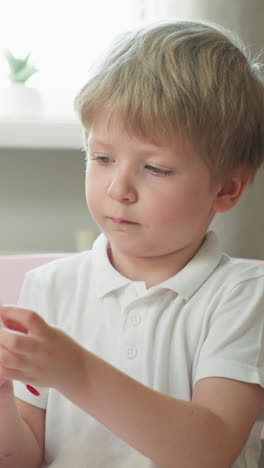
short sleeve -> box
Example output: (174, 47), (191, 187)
(13, 270), (49, 409)
(194, 275), (264, 388)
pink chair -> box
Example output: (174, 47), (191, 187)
(0, 253), (263, 448)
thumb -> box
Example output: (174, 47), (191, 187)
(0, 306), (44, 336)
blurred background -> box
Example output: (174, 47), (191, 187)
(0, 0), (263, 257)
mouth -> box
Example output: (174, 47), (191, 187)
(108, 217), (138, 225)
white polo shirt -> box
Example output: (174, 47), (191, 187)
(14, 232), (264, 468)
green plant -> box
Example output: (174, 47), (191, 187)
(3, 50), (38, 84)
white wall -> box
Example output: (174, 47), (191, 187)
(0, 148), (97, 253)
(163, 0), (264, 259)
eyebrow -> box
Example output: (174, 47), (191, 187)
(89, 139), (114, 149)
(89, 138), (164, 152)
(88, 137), (178, 159)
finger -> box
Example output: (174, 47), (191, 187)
(0, 365), (24, 382)
(0, 307), (46, 337)
(1, 316), (28, 334)
(0, 346), (27, 370)
(0, 327), (37, 355)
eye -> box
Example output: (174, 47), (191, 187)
(91, 154), (113, 164)
(145, 165), (172, 176)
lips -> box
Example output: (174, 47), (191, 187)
(109, 217), (138, 225)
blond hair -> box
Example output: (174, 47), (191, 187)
(74, 20), (264, 180)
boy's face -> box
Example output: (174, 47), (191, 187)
(85, 113), (221, 263)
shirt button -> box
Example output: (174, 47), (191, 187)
(128, 313), (141, 326)
(126, 346), (138, 360)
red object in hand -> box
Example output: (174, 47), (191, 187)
(0, 305), (40, 398)
(26, 385), (40, 396)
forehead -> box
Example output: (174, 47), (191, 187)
(87, 111), (196, 156)
(87, 107), (176, 145)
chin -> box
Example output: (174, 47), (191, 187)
(110, 236), (162, 258)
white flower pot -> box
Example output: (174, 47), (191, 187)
(0, 84), (44, 119)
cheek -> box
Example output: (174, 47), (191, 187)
(141, 195), (180, 231)
(147, 185), (186, 218)
(144, 185), (212, 230)
(86, 185), (100, 214)
(85, 172), (101, 215)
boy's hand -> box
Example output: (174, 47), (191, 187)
(0, 306), (87, 393)
(0, 380), (14, 399)
(0, 315), (13, 395)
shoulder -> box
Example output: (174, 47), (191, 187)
(25, 250), (93, 285)
(17, 235), (109, 321)
(200, 256), (264, 333)
(193, 257), (264, 389)
(212, 256), (264, 316)
(188, 249), (264, 313)
(19, 250), (97, 310)
(190, 254), (264, 330)
(208, 254), (264, 293)
(17, 250), (96, 327)
(24, 233), (109, 294)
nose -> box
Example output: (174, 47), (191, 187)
(107, 169), (137, 203)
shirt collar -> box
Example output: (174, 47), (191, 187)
(92, 231), (224, 300)
(92, 234), (131, 298)
(156, 231), (223, 300)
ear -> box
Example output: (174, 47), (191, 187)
(213, 167), (253, 213)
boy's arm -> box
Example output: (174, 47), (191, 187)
(62, 350), (263, 468)
(0, 306), (263, 468)
(0, 381), (44, 468)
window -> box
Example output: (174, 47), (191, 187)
(0, 0), (161, 119)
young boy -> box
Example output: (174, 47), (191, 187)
(0, 19), (264, 468)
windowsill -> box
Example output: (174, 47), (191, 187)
(0, 117), (84, 150)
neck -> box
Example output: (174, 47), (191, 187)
(108, 237), (205, 289)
